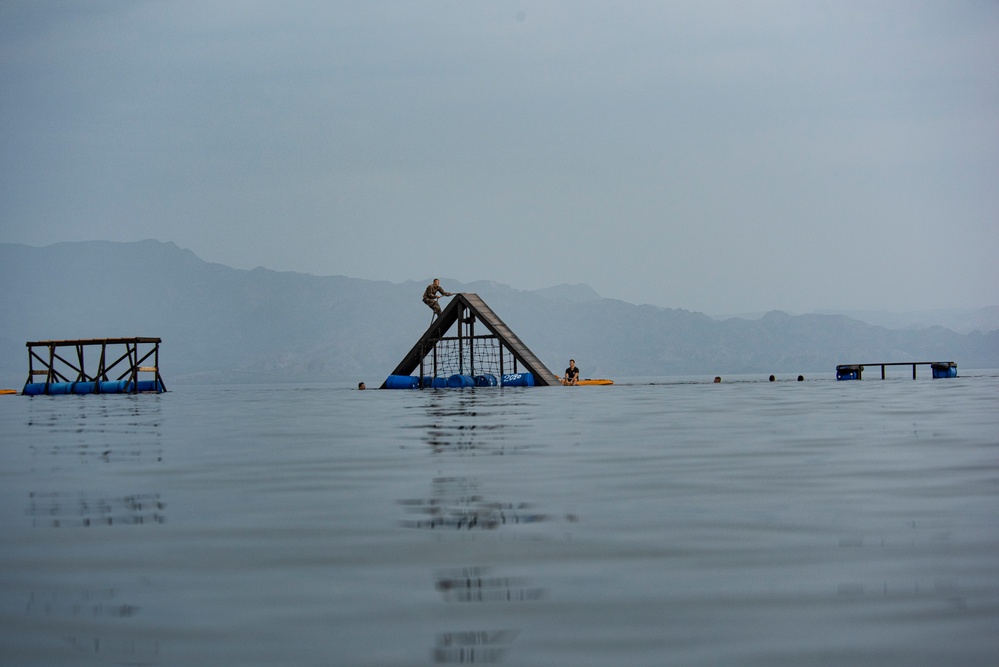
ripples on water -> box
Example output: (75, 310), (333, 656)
(1, 373), (998, 666)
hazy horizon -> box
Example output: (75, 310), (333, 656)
(6, 237), (999, 321)
(2, 2), (997, 315)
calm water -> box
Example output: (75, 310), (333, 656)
(1, 372), (998, 666)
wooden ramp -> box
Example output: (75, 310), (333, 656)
(381, 293), (556, 388)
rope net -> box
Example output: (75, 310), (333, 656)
(423, 336), (517, 380)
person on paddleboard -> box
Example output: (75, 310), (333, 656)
(423, 279), (453, 319)
(561, 359), (580, 385)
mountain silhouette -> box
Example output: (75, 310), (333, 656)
(1, 240), (996, 387)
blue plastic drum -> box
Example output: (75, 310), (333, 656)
(501, 373), (535, 387)
(384, 375), (420, 389)
(474, 374), (498, 387)
(447, 374), (475, 388)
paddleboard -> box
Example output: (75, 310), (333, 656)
(576, 379), (613, 386)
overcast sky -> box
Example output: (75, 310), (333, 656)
(1, 1), (997, 314)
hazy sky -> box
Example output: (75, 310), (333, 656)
(2, 1), (997, 314)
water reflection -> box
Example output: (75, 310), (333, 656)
(25, 588), (139, 618)
(26, 396), (164, 468)
(434, 630), (519, 664)
(409, 395), (557, 665)
(58, 634), (161, 663)
(436, 566), (546, 603)
(15, 396), (166, 662)
(415, 392), (532, 454)
(398, 477), (546, 530)
(26, 491), (166, 528)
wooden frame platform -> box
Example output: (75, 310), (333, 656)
(836, 361), (956, 380)
(23, 337), (166, 394)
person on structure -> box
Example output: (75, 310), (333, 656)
(423, 279), (453, 319)
(561, 359), (580, 386)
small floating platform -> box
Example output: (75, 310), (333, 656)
(22, 337), (166, 395)
(836, 361), (956, 380)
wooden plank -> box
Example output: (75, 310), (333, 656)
(447, 294), (556, 386)
(26, 337), (161, 347)
(843, 361), (954, 367)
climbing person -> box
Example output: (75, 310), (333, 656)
(423, 279), (453, 320)
(561, 359), (580, 386)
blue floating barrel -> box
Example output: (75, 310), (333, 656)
(22, 379), (157, 395)
(447, 374), (475, 388)
(931, 362), (957, 379)
(135, 380), (164, 392)
(384, 375), (420, 389)
(501, 372), (535, 387)
(836, 365), (860, 381)
(474, 374), (498, 387)
(99, 379), (134, 393)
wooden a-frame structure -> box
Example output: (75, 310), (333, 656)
(380, 293), (556, 388)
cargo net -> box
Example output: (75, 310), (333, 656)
(425, 336), (517, 381)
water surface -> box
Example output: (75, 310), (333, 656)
(1, 373), (997, 666)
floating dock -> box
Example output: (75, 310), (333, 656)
(835, 361), (956, 381)
(22, 337), (166, 395)
(381, 293), (556, 389)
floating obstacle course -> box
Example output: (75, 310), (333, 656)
(22, 337), (166, 395)
(835, 361), (957, 381)
(381, 293), (556, 389)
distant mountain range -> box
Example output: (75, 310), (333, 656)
(1, 240), (996, 387)
(711, 307), (999, 336)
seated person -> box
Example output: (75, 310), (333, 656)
(561, 359), (580, 386)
